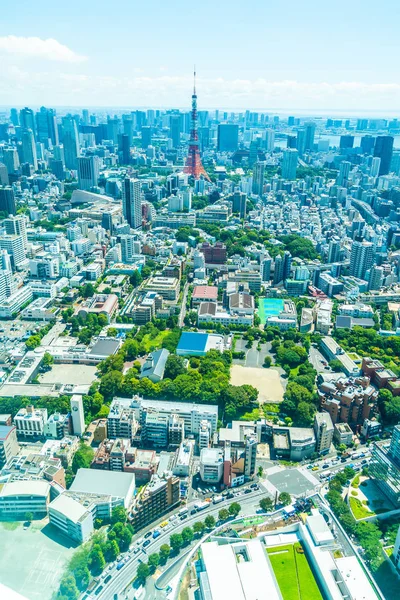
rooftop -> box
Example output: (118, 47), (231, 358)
(70, 468), (135, 501)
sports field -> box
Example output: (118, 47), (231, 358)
(267, 542), (323, 600)
(258, 298), (284, 325)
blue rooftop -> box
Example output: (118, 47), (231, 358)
(177, 332), (209, 352)
(0, 425), (14, 441)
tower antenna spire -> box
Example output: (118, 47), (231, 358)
(193, 65), (196, 95)
(184, 67), (210, 182)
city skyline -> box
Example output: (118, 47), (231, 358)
(1, 0), (400, 110)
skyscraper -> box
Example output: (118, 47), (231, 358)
(337, 161), (351, 186)
(4, 215), (28, 250)
(141, 126), (152, 149)
(232, 190), (247, 219)
(368, 265), (384, 291)
(252, 161), (265, 196)
(35, 107), (58, 146)
(169, 115), (181, 148)
(263, 129), (275, 152)
(122, 176), (142, 229)
(10, 108), (19, 127)
(62, 117), (80, 170)
(217, 124), (239, 151)
(70, 395), (85, 436)
(118, 134), (130, 165)
(281, 149), (298, 180)
(21, 129), (38, 170)
(184, 69), (210, 181)
(349, 240), (374, 279)
(374, 136), (394, 176)
(327, 238), (341, 263)
(360, 135), (375, 154)
(370, 157), (381, 178)
(0, 187), (16, 215)
(340, 135), (354, 149)
(77, 156), (100, 191)
(304, 122), (316, 151)
(19, 107), (35, 137)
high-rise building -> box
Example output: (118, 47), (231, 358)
(370, 157), (381, 178)
(4, 215), (28, 250)
(19, 107), (35, 137)
(252, 161), (265, 196)
(0, 163), (9, 186)
(360, 135), (375, 154)
(374, 135), (394, 175)
(21, 128), (38, 170)
(273, 255), (284, 284)
(369, 425), (400, 505)
(339, 135), (354, 149)
(261, 255), (272, 283)
(62, 116), (80, 170)
(0, 186), (16, 215)
(77, 156), (100, 191)
(368, 265), (384, 291)
(232, 190), (247, 218)
(2, 148), (19, 175)
(217, 124), (239, 151)
(70, 395), (85, 436)
(169, 115), (181, 148)
(141, 126), (152, 149)
(337, 161), (351, 186)
(327, 238), (341, 263)
(118, 134), (130, 165)
(122, 177), (142, 229)
(82, 109), (89, 126)
(296, 128), (306, 154)
(349, 240), (374, 279)
(314, 412), (334, 454)
(304, 122), (316, 151)
(10, 108), (19, 127)
(0, 235), (26, 269)
(35, 107), (58, 146)
(281, 148), (298, 180)
(263, 129), (275, 152)
(120, 235), (141, 264)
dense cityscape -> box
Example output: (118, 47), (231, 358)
(2, 5), (400, 600)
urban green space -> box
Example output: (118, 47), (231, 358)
(267, 542), (323, 600)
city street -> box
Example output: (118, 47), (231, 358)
(309, 345), (332, 374)
(94, 487), (267, 600)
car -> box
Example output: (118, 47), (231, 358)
(312, 466), (319, 471)
(306, 464), (313, 469)
(108, 562), (115, 570)
(134, 547), (140, 554)
(180, 514), (188, 520)
(322, 464), (330, 469)
(144, 531), (152, 539)
(361, 459), (368, 464)
(104, 574), (112, 584)
(244, 488), (252, 494)
(143, 540), (151, 548)
(250, 483), (258, 488)
(136, 537), (144, 545)
(94, 586), (104, 596)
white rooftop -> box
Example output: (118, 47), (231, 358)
(0, 480), (50, 498)
(70, 468), (135, 503)
(335, 556), (378, 600)
(49, 493), (90, 523)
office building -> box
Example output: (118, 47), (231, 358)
(370, 157), (381, 178)
(340, 135), (354, 149)
(0, 235), (26, 269)
(232, 190), (247, 218)
(368, 265), (384, 291)
(244, 435), (257, 478)
(19, 107), (35, 134)
(122, 176), (142, 229)
(130, 474), (180, 530)
(282, 148), (298, 180)
(200, 447), (224, 483)
(0, 425), (19, 467)
(369, 425), (400, 505)
(70, 395), (85, 436)
(314, 412), (334, 454)
(327, 238), (341, 263)
(141, 126), (152, 149)
(77, 156), (100, 191)
(13, 405), (48, 438)
(0, 186), (16, 215)
(252, 161), (265, 195)
(304, 121), (316, 151)
(374, 135), (394, 175)
(349, 240), (374, 279)
(21, 128), (37, 170)
(217, 124), (239, 151)
(118, 133), (130, 164)
(169, 115), (181, 148)
(35, 106), (58, 145)
(337, 161), (351, 186)
(62, 116), (80, 169)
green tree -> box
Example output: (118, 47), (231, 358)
(88, 544), (105, 575)
(278, 492), (292, 506)
(218, 508), (229, 521)
(204, 515), (216, 529)
(24, 511), (34, 523)
(181, 526), (194, 545)
(170, 533), (184, 553)
(329, 359), (343, 372)
(164, 354), (186, 379)
(136, 562), (150, 582)
(111, 506), (127, 525)
(124, 339), (139, 361)
(130, 270), (143, 287)
(259, 497), (274, 512)
(193, 521), (205, 536)
(159, 544), (171, 563)
(228, 502), (241, 518)
(257, 466), (264, 477)
(263, 356), (272, 368)
(148, 553), (160, 572)
(26, 335), (41, 350)
(59, 574), (79, 600)
(104, 540), (119, 563)
(72, 443), (94, 474)
(42, 352), (54, 368)
(81, 283), (95, 298)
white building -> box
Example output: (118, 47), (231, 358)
(48, 493), (94, 543)
(14, 405), (48, 437)
(0, 480), (50, 517)
(199, 447), (224, 484)
(70, 395), (85, 436)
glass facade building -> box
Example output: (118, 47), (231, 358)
(369, 425), (400, 506)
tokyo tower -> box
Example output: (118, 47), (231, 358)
(184, 68), (210, 181)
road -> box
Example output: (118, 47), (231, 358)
(94, 487), (267, 600)
(309, 345), (332, 374)
(40, 321), (65, 345)
(178, 282), (190, 328)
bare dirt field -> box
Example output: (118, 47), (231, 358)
(230, 365), (284, 403)
(40, 363), (98, 385)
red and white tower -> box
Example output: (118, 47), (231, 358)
(184, 68), (210, 181)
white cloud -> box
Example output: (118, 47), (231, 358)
(0, 35), (87, 63)
(0, 67), (399, 112)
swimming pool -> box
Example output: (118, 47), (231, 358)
(258, 298), (284, 324)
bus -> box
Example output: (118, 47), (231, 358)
(195, 501), (209, 512)
(178, 506), (188, 517)
(320, 471), (331, 480)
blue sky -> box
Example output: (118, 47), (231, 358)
(1, 0), (399, 112)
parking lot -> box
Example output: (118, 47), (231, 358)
(0, 520), (75, 600)
(267, 468), (319, 496)
(233, 338), (273, 368)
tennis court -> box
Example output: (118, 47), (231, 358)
(258, 298), (285, 325)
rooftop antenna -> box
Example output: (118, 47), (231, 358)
(193, 64), (196, 95)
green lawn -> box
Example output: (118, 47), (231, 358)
(349, 497), (375, 519)
(139, 330), (170, 353)
(267, 543), (323, 600)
